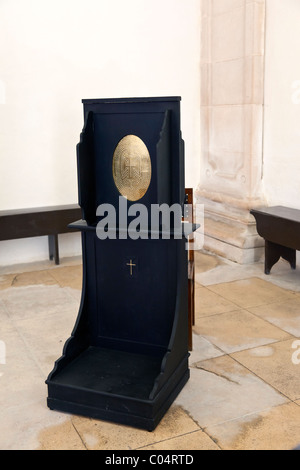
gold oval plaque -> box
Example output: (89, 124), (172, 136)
(112, 135), (152, 201)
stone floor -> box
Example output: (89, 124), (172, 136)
(0, 251), (300, 450)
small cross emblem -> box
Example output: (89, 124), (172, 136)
(126, 259), (136, 276)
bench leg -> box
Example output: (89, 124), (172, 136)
(48, 235), (59, 265)
(265, 240), (296, 275)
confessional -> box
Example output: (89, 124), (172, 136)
(46, 97), (197, 430)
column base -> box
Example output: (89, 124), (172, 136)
(195, 192), (265, 265)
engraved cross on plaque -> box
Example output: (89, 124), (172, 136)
(125, 155), (140, 180)
(126, 259), (136, 276)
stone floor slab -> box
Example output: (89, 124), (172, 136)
(249, 297), (300, 337)
(175, 356), (287, 428)
(195, 257), (265, 287)
(0, 274), (17, 290)
(0, 256), (82, 276)
(195, 255), (300, 293)
(139, 430), (220, 450)
(0, 298), (9, 320)
(189, 333), (224, 366)
(50, 265), (83, 290)
(206, 402), (300, 450)
(208, 278), (296, 309)
(14, 307), (79, 376)
(0, 401), (71, 450)
(37, 419), (86, 450)
(194, 251), (220, 274)
(193, 309), (291, 354)
(231, 339), (300, 401)
(195, 286), (237, 318)
(8, 270), (58, 287)
(0, 320), (45, 408)
(0, 284), (79, 321)
(71, 406), (200, 450)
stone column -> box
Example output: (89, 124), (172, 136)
(196, 0), (266, 264)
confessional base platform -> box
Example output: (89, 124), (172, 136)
(46, 346), (189, 431)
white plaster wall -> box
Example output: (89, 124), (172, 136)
(263, 0), (300, 209)
(0, 0), (200, 266)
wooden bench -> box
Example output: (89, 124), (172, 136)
(0, 204), (82, 265)
(251, 206), (300, 274)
